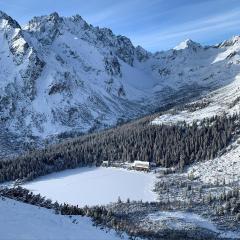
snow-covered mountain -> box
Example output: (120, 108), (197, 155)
(1, 10), (240, 146)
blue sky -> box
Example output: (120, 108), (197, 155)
(0, 0), (239, 51)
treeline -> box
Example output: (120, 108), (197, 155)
(1, 186), (234, 239)
(0, 114), (239, 183)
(0, 186), (158, 239)
(0, 186), (114, 229)
(0, 186), (104, 217)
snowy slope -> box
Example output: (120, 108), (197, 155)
(23, 167), (157, 206)
(187, 139), (240, 185)
(1, 11), (240, 149)
(151, 38), (240, 126)
(143, 211), (240, 239)
(152, 74), (240, 126)
(0, 197), (128, 240)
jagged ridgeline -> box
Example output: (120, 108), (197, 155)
(0, 113), (239, 182)
(0, 10), (240, 149)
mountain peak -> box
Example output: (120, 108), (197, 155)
(49, 12), (60, 18)
(220, 35), (240, 48)
(0, 10), (7, 18)
(27, 12), (62, 28)
(174, 39), (201, 51)
(0, 10), (21, 29)
(71, 14), (83, 22)
(48, 12), (63, 23)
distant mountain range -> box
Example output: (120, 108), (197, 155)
(0, 10), (240, 155)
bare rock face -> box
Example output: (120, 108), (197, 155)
(0, 10), (240, 154)
(104, 55), (121, 76)
(0, 10), (21, 29)
(1, 14), (44, 94)
(135, 46), (150, 62)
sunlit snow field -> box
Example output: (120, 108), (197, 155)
(24, 167), (157, 206)
(0, 198), (128, 240)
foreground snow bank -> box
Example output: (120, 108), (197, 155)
(0, 197), (127, 240)
(24, 167), (157, 206)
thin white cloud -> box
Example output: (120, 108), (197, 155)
(131, 8), (240, 49)
(86, 0), (139, 25)
(85, 0), (162, 26)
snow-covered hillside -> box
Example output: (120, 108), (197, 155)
(0, 197), (128, 240)
(23, 167), (157, 206)
(152, 74), (240, 126)
(142, 211), (239, 239)
(187, 139), (240, 185)
(1, 10), (240, 151)
(151, 37), (240, 126)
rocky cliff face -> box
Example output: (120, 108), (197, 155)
(0, 11), (240, 153)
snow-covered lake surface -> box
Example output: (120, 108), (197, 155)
(24, 167), (157, 206)
(0, 198), (128, 240)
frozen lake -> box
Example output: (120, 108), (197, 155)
(24, 167), (157, 206)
